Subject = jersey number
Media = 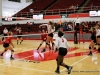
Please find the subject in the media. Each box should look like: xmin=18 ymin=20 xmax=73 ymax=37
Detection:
xmin=62 ymin=39 xmax=64 ymax=42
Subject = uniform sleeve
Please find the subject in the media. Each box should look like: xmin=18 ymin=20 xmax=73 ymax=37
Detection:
xmin=96 ymin=29 xmax=100 ymax=36
xmin=40 ymin=24 xmax=48 ymax=27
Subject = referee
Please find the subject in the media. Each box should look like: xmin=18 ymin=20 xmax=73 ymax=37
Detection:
xmin=55 ymin=31 xmax=73 ymax=74
xmin=74 ymin=16 xmax=80 ymax=44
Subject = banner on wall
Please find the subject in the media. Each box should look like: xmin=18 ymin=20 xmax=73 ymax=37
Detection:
xmin=89 ymin=10 xmax=100 ymax=17
xmin=33 ymin=14 xmax=43 ymax=20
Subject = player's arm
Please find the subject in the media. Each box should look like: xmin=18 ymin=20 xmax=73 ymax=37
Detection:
xmin=39 ymin=24 xmax=48 ymax=27
xmin=54 ymin=38 xmax=59 ymax=51
xmin=65 ymin=39 xmax=70 ymax=49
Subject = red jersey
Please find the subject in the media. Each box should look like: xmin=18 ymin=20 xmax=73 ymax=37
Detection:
xmin=4 ymin=36 xmax=12 ymax=44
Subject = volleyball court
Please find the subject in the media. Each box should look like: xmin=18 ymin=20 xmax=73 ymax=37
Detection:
xmin=0 ymin=33 xmax=79 ymax=61
xmin=0 ymin=29 xmax=99 ymax=75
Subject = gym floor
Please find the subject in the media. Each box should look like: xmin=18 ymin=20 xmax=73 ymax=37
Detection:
xmin=0 ymin=40 xmax=100 ymax=75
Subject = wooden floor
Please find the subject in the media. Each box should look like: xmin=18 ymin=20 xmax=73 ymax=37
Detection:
xmin=0 ymin=40 xmax=100 ymax=75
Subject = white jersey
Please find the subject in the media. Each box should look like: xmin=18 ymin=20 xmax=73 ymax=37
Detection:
xmin=40 ymin=24 xmax=55 ymax=33
xmin=3 ymin=29 xmax=8 ymax=34
xmin=75 ymin=18 xmax=80 ymax=24
xmin=55 ymin=37 xmax=70 ymax=49
xmin=96 ymin=29 xmax=100 ymax=36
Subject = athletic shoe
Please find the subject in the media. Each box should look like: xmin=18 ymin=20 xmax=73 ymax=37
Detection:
xmin=68 ymin=66 xmax=73 ymax=74
xmin=0 ymin=53 xmax=3 ymax=56
xmin=55 ymin=48 xmax=58 ymax=52
xmin=55 ymin=70 xmax=60 ymax=74
xmin=10 ymin=57 xmax=14 ymax=60
xmin=88 ymin=52 xmax=92 ymax=56
xmin=88 ymin=53 xmax=92 ymax=56
xmin=94 ymin=47 xmax=96 ymax=50
xmin=11 ymin=50 xmax=14 ymax=52
xmin=41 ymin=49 xmax=46 ymax=53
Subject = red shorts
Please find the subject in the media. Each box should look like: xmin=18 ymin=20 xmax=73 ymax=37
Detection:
xmin=41 ymin=34 xmax=47 ymax=41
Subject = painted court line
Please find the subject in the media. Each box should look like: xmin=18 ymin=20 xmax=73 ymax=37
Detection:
xmin=60 ymin=51 xmax=98 ymax=73
xmin=14 ymin=49 xmax=43 ymax=61
xmin=0 ymin=50 xmax=98 ymax=75
xmin=0 ymin=63 xmax=54 ymax=74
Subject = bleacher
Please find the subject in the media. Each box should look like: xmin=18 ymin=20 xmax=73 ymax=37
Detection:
xmin=13 ymin=0 xmax=86 ymax=16
xmin=83 ymin=0 xmax=100 ymax=12
xmin=48 ymin=0 xmax=84 ymax=10
xmin=13 ymin=0 xmax=56 ymax=17
xmin=0 ymin=21 xmax=98 ymax=34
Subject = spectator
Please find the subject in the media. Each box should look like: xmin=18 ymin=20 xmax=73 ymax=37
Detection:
xmin=97 ymin=21 xmax=100 ymax=25
xmin=58 ymin=20 xmax=62 ymax=26
xmin=84 ymin=22 xmax=88 ymax=32
xmin=27 ymin=22 xmax=30 ymax=25
xmin=74 ymin=15 xmax=80 ymax=31
xmin=3 ymin=27 xmax=8 ymax=36
xmin=69 ymin=5 xmax=75 ymax=9
xmin=62 ymin=24 xmax=68 ymax=31
xmin=68 ymin=24 xmax=72 ymax=31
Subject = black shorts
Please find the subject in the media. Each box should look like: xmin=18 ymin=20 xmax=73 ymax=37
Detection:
xmin=48 ymin=33 xmax=53 ymax=37
xmin=3 ymin=42 xmax=9 ymax=48
xmin=43 ymin=37 xmax=47 ymax=41
xmin=91 ymin=38 xmax=96 ymax=43
xmin=58 ymin=47 xmax=67 ymax=56
xmin=97 ymin=36 xmax=100 ymax=38
xmin=17 ymin=36 xmax=22 ymax=38
xmin=4 ymin=34 xmax=7 ymax=36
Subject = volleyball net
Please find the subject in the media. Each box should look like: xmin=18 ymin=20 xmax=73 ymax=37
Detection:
xmin=0 ymin=32 xmax=79 ymax=63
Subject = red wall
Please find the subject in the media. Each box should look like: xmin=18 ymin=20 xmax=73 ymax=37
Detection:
xmin=44 ymin=15 xmax=61 ymax=19
xmin=68 ymin=13 xmax=89 ymax=18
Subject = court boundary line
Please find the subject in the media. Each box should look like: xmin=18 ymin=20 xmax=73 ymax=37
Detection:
xmin=0 ymin=51 xmax=98 ymax=75
xmin=0 ymin=63 xmax=54 ymax=74
xmin=14 ymin=47 xmax=78 ymax=62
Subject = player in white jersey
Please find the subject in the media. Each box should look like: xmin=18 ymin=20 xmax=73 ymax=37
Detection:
xmin=38 ymin=21 xmax=55 ymax=52
xmin=95 ymin=25 xmax=100 ymax=52
xmin=54 ymin=31 xmax=73 ymax=74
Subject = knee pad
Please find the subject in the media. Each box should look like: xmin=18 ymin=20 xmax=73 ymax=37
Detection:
xmin=59 ymin=62 xmax=63 ymax=65
xmin=4 ymin=49 xmax=7 ymax=52
xmin=89 ymin=47 xmax=91 ymax=49
xmin=94 ymin=47 xmax=96 ymax=49
xmin=56 ymin=58 xmax=58 ymax=61
xmin=46 ymin=43 xmax=50 ymax=46
xmin=52 ymin=43 xmax=55 ymax=46
xmin=43 ymin=39 xmax=46 ymax=41
xmin=40 ymin=44 xmax=42 ymax=45
xmin=98 ymin=48 xmax=100 ymax=51
xmin=46 ymin=43 xmax=49 ymax=45
xmin=11 ymin=50 xmax=14 ymax=52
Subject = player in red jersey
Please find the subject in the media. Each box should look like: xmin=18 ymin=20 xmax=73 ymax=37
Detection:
xmin=37 ymin=29 xmax=48 ymax=50
xmin=0 ymin=31 xmax=14 ymax=60
xmin=37 ymin=21 xmax=55 ymax=52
